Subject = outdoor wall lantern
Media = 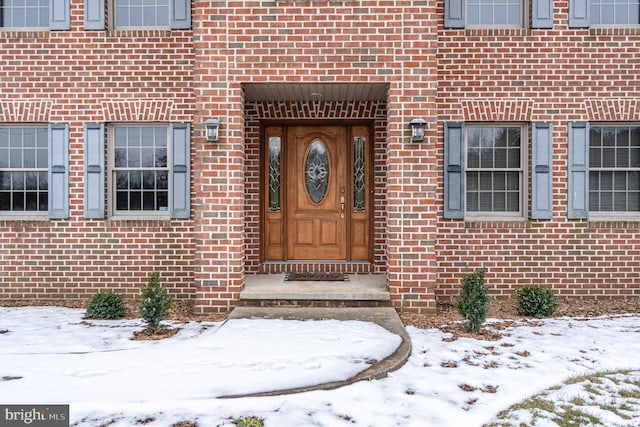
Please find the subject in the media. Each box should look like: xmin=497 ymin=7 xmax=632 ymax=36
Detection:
xmin=204 ymin=118 xmax=221 ymax=142
xmin=409 ymin=117 xmax=427 ymax=143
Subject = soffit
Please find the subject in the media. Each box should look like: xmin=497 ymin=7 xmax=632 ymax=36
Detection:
xmin=243 ymin=83 xmax=389 ymax=102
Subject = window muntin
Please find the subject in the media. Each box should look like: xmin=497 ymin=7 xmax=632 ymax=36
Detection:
xmin=591 ymin=0 xmax=640 ymax=25
xmin=0 ymin=127 xmax=48 ymax=213
xmin=589 ymin=126 xmax=640 ymax=213
xmin=115 ymin=0 xmax=169 ymax=28
xmin=465 ymin=125 xmax=525 ymax=217
xmin=111 ymin=126 xmax=169 ymax=215
xmin=467 ymin=0 xmax=523 ymax=27
xmin=0 ymin=0 xmax=49 ymax=28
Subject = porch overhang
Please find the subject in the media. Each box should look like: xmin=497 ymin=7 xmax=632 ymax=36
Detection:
xmin=243 ymin=83 xmax=389 ymax=103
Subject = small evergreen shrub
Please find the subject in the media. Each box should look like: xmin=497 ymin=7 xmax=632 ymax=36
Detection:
xmin=234 ymin=416 xmax=264 ymax=427
xmin=455 ymin=268 xmax=490 ymax=333
xmin=516 ymin=285 xmax=559 ymax=318
xmin=139 ymin=272 xmax=173 ymax=333
xmin=85 ymin=292 xmax=126 ymax=319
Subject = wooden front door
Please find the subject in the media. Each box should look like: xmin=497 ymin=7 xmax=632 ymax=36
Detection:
xmin=286 ymin=125 xmax=347 ymax=260
xmin=263 ymin=123 xmax=372 ymax=262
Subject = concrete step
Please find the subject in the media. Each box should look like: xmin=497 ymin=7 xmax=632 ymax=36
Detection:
xmin=240 ymin=274 xmax=390 ymax=302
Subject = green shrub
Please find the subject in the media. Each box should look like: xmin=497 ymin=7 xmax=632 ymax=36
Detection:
xmin=86 ymin=292 xmax=126 ymax=319
xmin=455 ymin=268 xmax=490 ymax=333
xmin=138 ymin=272 xmax=173 ymax=333
xmin=234 ymin=416 xmax=264 ymax=427
xmin=516 ymin=285 xmax=559 ymax=318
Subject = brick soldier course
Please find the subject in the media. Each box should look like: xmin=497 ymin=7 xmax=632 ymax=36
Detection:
xmin=1 ymin=1 xmax=638 ymax=314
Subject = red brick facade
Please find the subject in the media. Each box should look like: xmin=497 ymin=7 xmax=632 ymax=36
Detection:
xmin=0 ymin=1 xmax=638 ymax=314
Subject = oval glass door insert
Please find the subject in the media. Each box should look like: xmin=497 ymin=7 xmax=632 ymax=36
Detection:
xmin=305 ymin=140 xmax=329 ymax=204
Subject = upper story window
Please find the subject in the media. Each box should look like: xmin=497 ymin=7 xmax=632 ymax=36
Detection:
xmin=589 ymin=126 xmax=640 ymax=213
xmin=0 ymin=127 xmax=48 ymax=213
xmin=0 ymin=0 xmax=68 ymax=29
xmin=115 ymin=0 xmax=169 ymax=28
xmin=467 ymin=0 xmax=523 ymax=27
xmin=0 ymin=0 xmax=49 ymax=28
xmin=591 ymin=0 xmax=640 ymax=25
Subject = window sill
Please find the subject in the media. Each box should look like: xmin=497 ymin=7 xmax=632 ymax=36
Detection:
xmin=464 ymin=28 xmax=530 ymax=37
xmin=589 ymin=27 xmax=640 ymax=36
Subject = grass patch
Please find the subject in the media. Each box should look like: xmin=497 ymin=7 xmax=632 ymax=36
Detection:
xmin=487 ymin=369 xmax=640 ymax=427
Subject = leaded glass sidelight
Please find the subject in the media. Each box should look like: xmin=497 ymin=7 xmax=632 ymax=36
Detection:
xmin=353 ymin=136 xmax=366 ymax=212
xmin=305 ymin=140 xmax=329 ymax=204
xmin=268 ymin=136 xmax=281 ymax=212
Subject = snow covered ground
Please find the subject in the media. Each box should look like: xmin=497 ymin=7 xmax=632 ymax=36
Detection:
xmin=0 ymin=306 xmax=639 ymax=427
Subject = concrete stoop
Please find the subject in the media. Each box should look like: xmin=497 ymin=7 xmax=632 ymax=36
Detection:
xmin=220 ymin=306 xmax=412 ymax=398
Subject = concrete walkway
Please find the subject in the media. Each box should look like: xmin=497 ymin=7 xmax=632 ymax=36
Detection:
xmin=222 ymin=306 xmax=411 ymax=398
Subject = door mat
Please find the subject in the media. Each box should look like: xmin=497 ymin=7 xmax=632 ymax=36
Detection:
xmin=285 ymin=272 xmax=347 ymax=282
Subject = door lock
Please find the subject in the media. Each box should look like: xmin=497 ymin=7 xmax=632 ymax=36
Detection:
xmin=340 ymin=196 xmax=345 ymax=218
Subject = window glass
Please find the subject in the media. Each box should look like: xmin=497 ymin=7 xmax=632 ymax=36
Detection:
xmin=591 ymin=0 xmax=640 ymax=25
xmin=115 ymin=0 xmax=170 ymax=27
xmin=0 ymin=127 xmax=48 ymax=212
xmin=589 ymin=126 xmax=640 ymax=212
xmin=467 ymin=0 xmax=522 ymax=26
xmin=466 ymin=126 xmax=523 ymax=215
xmin=112 ymin=126 xmax=169 ymax=213
xmin=0 ymin=0 xmax=49 ymax=28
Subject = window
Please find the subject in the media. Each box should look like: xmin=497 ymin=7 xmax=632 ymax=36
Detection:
xmin=111 ymin=126 xmax=169 ymax=214
xmin=568 ymin=122 xmax=640 ymax=219
xmin=87 ymin=123 xmax=189 ymax=219
xmin=465 ymin=125 xmax=525 ymax=216
xmin=0 ymin=124 xmax=69 ymax=219
xmin=445 ymin=123 xmax=549 ymax=220
xmin=0 ymin=0 xmax=48 ymax=28
xmin=589 ymin=126 xmax=640 ymax=213
xmin=0 ymin=127 xmax=48 ymax=213
xmin=467 ymin=0 xmax=523 ymax=26
xmin=93 ymin=0 xmax=190 ymax=29
xmin=445 ymin=0 xmax=551 ymax=28
xmin=591 ymin=0 xmax=640 ymax=25
xmin=0 ymin=0 xmax=69 ymax=29
xmin=115 ymin=0 xmax=169 ymax=27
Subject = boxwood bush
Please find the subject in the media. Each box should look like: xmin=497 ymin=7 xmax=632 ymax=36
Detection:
xmin=516 ymin=285 xmax=559 ymax=318
xmin=86 ymin=292 xmax=126 ymax=319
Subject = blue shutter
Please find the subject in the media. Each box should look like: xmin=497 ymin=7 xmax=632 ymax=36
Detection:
xmin=171 ymin=0 xmax=191 ymax=29
xmin=84 ymin=124 xmax=105 ymax=218
xmin=50 ymin=0 xmax=70 ymax=30
xmin=531 ymin=123 xmax=553 ymax=219
xmin=170 ymin=124 xmax=190 ymax=219
xmin=532 ymin=0 xmax=554 ymax=29
xmin=444 ymin=122 xmax=465 ymax=219
xmin=444 ymin=0 xmax=465 ymax=29
xmin=84 ymin=0 xmax=105 ymax=30
xmin=569 ymin=0 xmax=590 ymax=28
xmin=567 ymin=122 xmax=589 ymax=219
xmin=48 ymin=124 xmax=70 ymax=219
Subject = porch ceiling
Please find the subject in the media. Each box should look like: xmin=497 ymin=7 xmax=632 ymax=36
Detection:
xmin=243 ymin=83 xmax=389 ymax=103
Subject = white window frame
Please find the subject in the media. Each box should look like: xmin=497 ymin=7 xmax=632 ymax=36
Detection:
xmin=464 ymin=123 xmax=527 ymax=220
xmin=466 ymin=0 xmax=527 ymax=28
xmin=111 ymin=0 xmax=171 ymax=30
xmin=108 ymin=124 xmax=171 ymax=219
xmin=590 ymin=0 xmax=640 ymax=27
xmin=588 ymin=122 xmax=640 ymax=221
xmin=0 ymin=0 xmax=49 ymax=30
xmin=0 ymin=125 xmax=49 ymax=218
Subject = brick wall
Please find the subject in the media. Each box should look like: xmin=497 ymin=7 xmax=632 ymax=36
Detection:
xmin=435 ymin=1 xmax=640 ymax=301
xmin=0 ymin=6 xmax=196 ymax=304
xmin=3 ymin=0 xmax=638 ymax=313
